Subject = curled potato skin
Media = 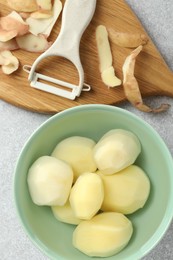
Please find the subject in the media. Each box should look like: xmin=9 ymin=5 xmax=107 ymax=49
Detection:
xmin=0 ymin=39 xmax=19 ymax=52
xmin=96 ymin=25 xmax=121 ymax=87
xmin=0 ymin=50 xmax=19 ymax=74
xmin=109 ymin=30 xmax=148 ymax=48
xmin=122 ymin=45 xmax=170 ymax=113
xmin=0 ymin=13 xmax=29 ymax=37
xmin=96 ymin=25 xmax=113 ymax=73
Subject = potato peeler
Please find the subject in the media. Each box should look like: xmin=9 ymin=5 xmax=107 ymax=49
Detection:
xmin=24 ymin=0 xmax=97 ymax=100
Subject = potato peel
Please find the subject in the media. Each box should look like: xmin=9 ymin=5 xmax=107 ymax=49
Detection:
xmin=109 ymin=30 xmax=148 ymax=48
xmin=16 ymin=33 xmax=52 ymax=53
xmin=26 ymin=0 xmax=62 ymax=37
xmin=0 ymin=11 xmax=29 ymax=37
xmin=0 ymin=28 xmax=18 ymax=42
xmin=7 ymin=0 xmax=38 ymax=13
xmin=101 ymin=66 xmax=122 ymax=88
xmin=96 ymin=25 xmax=121 ymax=87
xmin=0 ymin=0 xmax=62 ymax=75
xmin=0 ymin=50 xmax=19 ymax=74
xmin=30 ymin=10 xmax=53 ymax=20
xmin=122 ymin=46 xmax=170 ymax=113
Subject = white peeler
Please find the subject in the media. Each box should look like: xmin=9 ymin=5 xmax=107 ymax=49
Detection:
xmin=23 ymin=0 xmax=97 ymax=100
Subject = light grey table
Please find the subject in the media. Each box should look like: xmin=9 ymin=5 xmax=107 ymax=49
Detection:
xmin=0 ymin=1 xmax=173 ymax=259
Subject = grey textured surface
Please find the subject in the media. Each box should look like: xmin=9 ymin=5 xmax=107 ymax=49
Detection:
xmin=0 ymin=1 xmax=173 ymax=259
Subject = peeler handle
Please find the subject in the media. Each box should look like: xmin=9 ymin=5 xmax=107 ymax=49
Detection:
xmin=45 ymin=0 xmax=97 ymax=61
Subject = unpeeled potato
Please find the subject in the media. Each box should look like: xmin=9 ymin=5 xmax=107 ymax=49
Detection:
xmin=73 ymin=212 xmax=133 ymax=257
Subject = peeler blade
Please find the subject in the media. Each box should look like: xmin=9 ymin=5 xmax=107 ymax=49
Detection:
xmin=30 ymin=72 xmax=85 ymax=100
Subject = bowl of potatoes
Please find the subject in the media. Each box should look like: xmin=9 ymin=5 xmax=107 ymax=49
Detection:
xmin=14 ymin=104 xmax=173 ymax=260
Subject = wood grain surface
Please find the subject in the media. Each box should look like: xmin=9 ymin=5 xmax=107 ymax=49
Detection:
xmin=0 ymin=0 xmax=173 ymax=114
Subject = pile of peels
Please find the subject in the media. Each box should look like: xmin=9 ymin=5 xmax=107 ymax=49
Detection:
xmin=96 ymin=25 xmax=170 ymax=113
xmin=0 ymin=0 xmax=62 ymax=74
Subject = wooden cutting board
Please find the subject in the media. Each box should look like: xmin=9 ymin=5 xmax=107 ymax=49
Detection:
xmin=0 ymin=0 xmax=173 ymax=114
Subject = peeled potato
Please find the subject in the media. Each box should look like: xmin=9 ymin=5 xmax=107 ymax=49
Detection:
xmin=27 ymin=156 xmax=73 ymax=206
xmin=73 ymin=212 xmax=133 ymax=257
xmin=52 ymin=136 xmax=97 ymax=182
xmin=93 ymin=129 xmax=141 ymax=175
xmin=69 ymin=173 xmax=104 ymax=220
xmin=99 ymin=165 xmax=150 ymax=214
xmin=51 ymin=200 xmax=81 ymax=225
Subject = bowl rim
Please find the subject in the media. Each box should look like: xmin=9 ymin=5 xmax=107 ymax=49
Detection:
xmin=13 ymin=104 xmax=173 ymax=260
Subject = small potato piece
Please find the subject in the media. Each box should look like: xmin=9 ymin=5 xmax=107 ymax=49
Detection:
xmin=73 ymin=212 xmax=133 ymax=257
xmin=51 ymin=200 xmax=82 ymax=225
xmin=27 ymin=156 xmax=73 ymax=206
xmin=52 ymin=136 xmax=97 ymax=182
xmin=69 ymin=173 xmax=104 ymax=220
xmin=93 ymin=129 xmax=141 ymax=175
xmin=100 ymin=165 xmax=150 ymax=214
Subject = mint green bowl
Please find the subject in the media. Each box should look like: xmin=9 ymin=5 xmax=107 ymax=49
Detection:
xmin=14 ymin=104 xmax=173 ymax=260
